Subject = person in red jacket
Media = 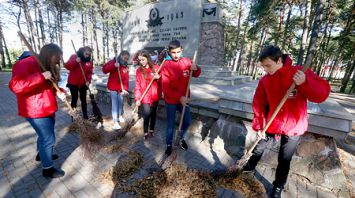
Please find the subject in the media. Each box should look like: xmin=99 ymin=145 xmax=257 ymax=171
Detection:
xmin=243 ymin=45 xmax=330 ymax=198
xmin=161 ymin=40 xmax=201 ymax=156
xmin=134 ymin=50 xmax=161 ymax=140
xmin=9 ymin=43 xmax=66 ymax=178
xmin=102 ymin=50 xmax=130 ymax=130
xmin=65 ymin=46 xmax=93 ymax=119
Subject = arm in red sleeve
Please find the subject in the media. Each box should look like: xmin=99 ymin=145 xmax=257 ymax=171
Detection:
xmin=86 ymin=64 xmax=94 ymax=83
xmin=102 ymin=60 xmax=116 ymax=74
xmin=252 ymin=80 xmax=268 ymax=131
xmin=122 ymin=67 xmax=129 ymax=91
xmin=297 ymin=69 xmax=330 ymax=103
xmin=65 ymin=54 xmax=79 ymax=71
xmin=9 ymin=72 xmax=46 ymax=95
xmin=134 ymin=69 xmax=142 ymax=100
xmin=192 ymin=65 xmax=201 ymax=77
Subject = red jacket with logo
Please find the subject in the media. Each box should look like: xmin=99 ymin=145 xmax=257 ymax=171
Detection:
xmin=252 ymin=56 xmax=330 ymax=136
xmin=9 ymin=56 xmax=58 ymax=118
xmin=102 ymin=59 xmax=129 ymax=92
xmin=161 ymin=57 xmax=201 ymax=104
xmin=65 ymin=54 xmax=93 ymax=87
xmin=134 ymin=65 xmax=162 ymax=104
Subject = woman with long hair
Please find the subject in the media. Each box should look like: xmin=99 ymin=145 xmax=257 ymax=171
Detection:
xmin=134 ymin=50 xmax=162 ymax=140
xmin=9 ymin=43 xmax=66 ymax=178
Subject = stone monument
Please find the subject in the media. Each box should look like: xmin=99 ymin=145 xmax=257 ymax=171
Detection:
xmin=122 ymin=0 xmax=224 ymax=65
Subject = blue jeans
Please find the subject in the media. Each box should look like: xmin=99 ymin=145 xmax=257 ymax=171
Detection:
xmin=165 ymin=103 xmax=191 ymax=145
xmin=26 ymin=116 xmax=56 ymax=168
xmin=110 ymin=91 xmax=124 ymax=122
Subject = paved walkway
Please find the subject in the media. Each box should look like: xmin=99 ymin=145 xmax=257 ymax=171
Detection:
xmin=0 ymin=72 xmax=352 ymax=198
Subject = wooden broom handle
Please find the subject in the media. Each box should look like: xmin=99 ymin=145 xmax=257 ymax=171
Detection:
xmin=18 ymin=31 xmax=74 ymax=112
xmin=178 ymin=51 xmax=198 ymax=131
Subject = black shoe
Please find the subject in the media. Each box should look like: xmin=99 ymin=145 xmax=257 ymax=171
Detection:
xmin=35 ymin=153 xmax=59 ymax=162
xmin=165 ymin=145 xmax=172 ymax=156
xmin=42 ymin=167 xmax=65 ymax=178
xmin=180 ymin=139 xmax=188 ymax=150
xmin=270 ymin=186 xmax=283 ymax=198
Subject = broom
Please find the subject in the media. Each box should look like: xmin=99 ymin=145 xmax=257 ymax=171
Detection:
xmin=212 ymin=57 xmax=311 ymax=178
xmin=18 ymin=31 xmax=103 ymax=159
xmin=173 ymin=51 xmax=198 ymax=146
xmin=70 ymin=40 xmax=103 ymax=124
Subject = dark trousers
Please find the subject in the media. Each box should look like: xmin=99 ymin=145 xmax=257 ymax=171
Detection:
xmin=141 ymin=102 xmax=158 ymax=133
xmin=165 ymin=103 xmax=191 ymax=146
xmin=68 ymin=84 xmax=88 ymax=119
xmin=244 ymin=133 xmax=300 ymax=188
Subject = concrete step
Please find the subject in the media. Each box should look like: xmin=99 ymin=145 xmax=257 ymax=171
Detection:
xmin=200 ymin=65 xmax=233 ymax=71
xmin=200 ymin=70 xmax=238 ymax=78
xmin=192 ymin=76 xmax=252 ymax=86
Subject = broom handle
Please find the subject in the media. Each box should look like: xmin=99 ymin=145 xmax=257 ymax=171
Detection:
xmin=70 ymin=40 xmax=92 ymax=95
xmin=177 ymin=51 xmax=198 ymax=132
xmin=246 ymin=61 xmax=310 ymax=156
xmin=18 ymin=31 xmax=74 ymax=112
xmin=115 ymin=57 xmax=125 ymax=94
xmin=132 ymin=59 xmax=166 ymax=113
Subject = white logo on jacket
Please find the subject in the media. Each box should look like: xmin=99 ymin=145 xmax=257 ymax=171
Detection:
xmin=182 ymin=69 xmax=190 ymax=77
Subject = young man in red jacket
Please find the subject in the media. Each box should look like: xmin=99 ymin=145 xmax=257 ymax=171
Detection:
xmin=134 ymin=50 xmax=161 ymax=140
xmin=244 ymin=45 xmax=330 ymax=198
xmin=9 ymin=44 xmax=66 ymax=178
xmin=65 ymin=46 xmax=93 ymax=119
xmin=102 ymin=51 xmax=130 ymax=130
xmin=161 ymin=40 xmax=201 ymax=156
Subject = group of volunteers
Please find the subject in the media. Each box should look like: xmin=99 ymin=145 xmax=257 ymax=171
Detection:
xmin=9 ymin=38 xmax=329 ymax=198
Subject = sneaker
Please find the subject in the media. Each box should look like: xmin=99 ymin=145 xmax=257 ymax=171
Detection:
xmin=180 ymin=139 xmax=188 ymax=150
xmin=144 ymin=133 xmax=149 ymax=141
xmin=112 ymin=122 xmax=121 ymax=130
xmin=42 ymin=167 xmax=65 ymax=178
xmin=118 ymin=116 xmax=125 ymax=123
xmin=35 ymin=153 xmax=59 ymax=162
xmin=165 ymin=145 xmax=172 ymax=156
xmin=270 ymin=186 xmax=283 ymax=198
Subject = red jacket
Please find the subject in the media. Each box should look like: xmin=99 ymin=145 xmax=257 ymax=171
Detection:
xmin=161 ymin=57 xmax=201 ymax=104
xmin=65 ymin=54 xmax=93 ymax=87
xmin=9 ymin=56 xmax=58 ymax=118
xmin=252 ymin=56 xmax=330 ymax=136
xmin=134 ymin=65 xmax=162 ymax=104
xmin=102 ymin=59 xmax=129 ymax=92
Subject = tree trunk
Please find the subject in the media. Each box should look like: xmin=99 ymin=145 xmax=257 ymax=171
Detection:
xmin=36 ymin=0 xmax=46 ymax=45
xmin=305 ymin=0 xmax=324 ymax=67
xmin=34 ymin=0 xmax=41 ymax=47
xmin=22 ymin=0 xmax=39 ymax=52
xmin=233 ymin=0 xmax=243 ymax=72
xmin=57 ymin=3 xmax=64 ymax=48
xmin=252 ymin=28 xmax=267 ymax=79
xmin=246 ymin=41 xmax=254 ymax=75
xmin=91 ymin=6 xmax=99 ymax=63
xmin=81 ymin=12 xmax=85 ymax=46
xmin=0 ymin=22 xmax=5 ymax=70
xmin=47 ymin=8 xmax=54 ymax=43
xmin=281 ymin=3 xmax=292 ymax=50
xmin=316 ymin=23 xmax=334 ymax=75
xmin=297 ymin=0 xmax=311 ymax=65
xmin=2 ymin=37 xmax=11 ymax=66
xmin=327 ymin=52 xmax=341 ymax=81
xmin=237 ymin=2 xmax=253 ymax=74
xmin=275 ymin=3 xmax=286 ymax=46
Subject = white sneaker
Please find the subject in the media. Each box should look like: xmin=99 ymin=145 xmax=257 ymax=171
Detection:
xmin=118 ymin=116 xmax=125 ymax=123
xmin=112 ymin=122 xmax=121 ymax=130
